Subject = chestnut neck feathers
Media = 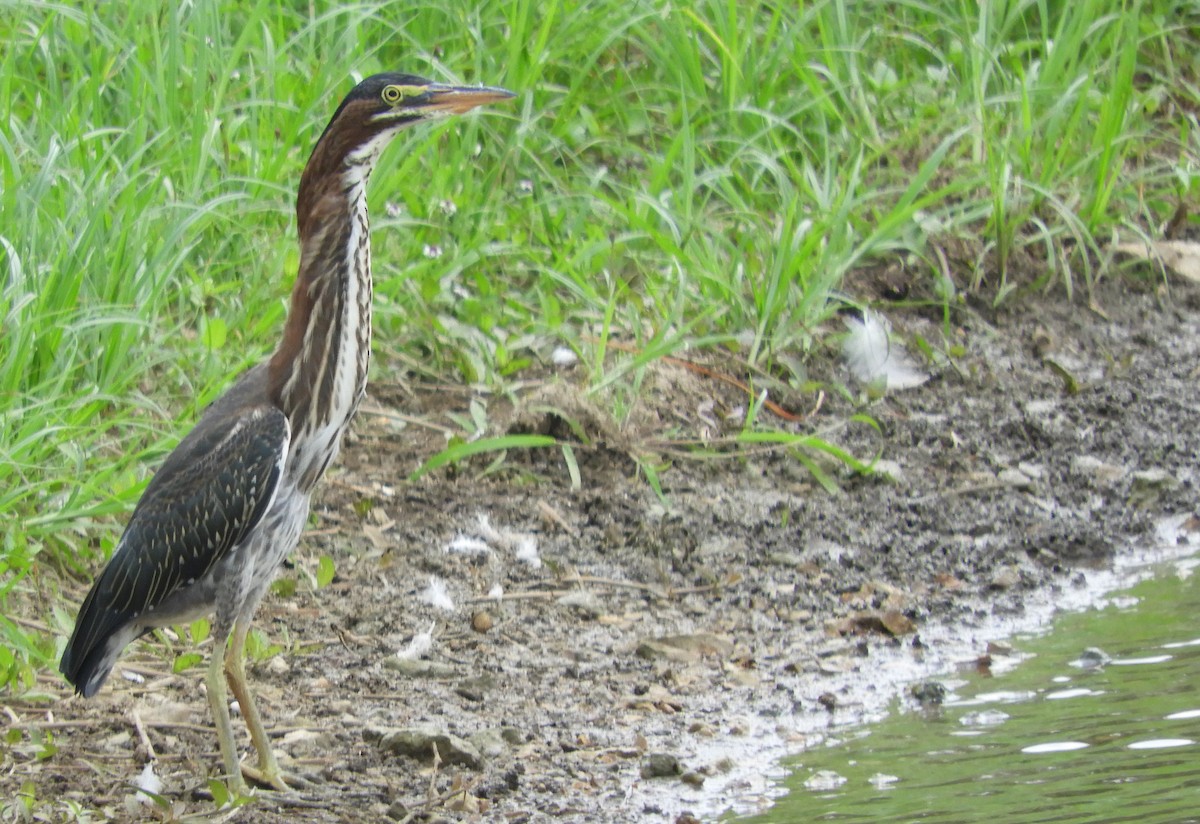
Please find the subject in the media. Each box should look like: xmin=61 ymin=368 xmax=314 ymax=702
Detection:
xmin=260 ymin=73 xmax=513 ymax=490
xmin=267 ymin=97 xmax=409 ymax=487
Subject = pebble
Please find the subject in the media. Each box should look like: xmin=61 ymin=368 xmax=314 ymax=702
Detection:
xmin=280 ymin=729 xmax=335 ymax=756
xmin=383 ymin=657 xmax=459 ymax=678
xmin=1130 ymin=468 xmax=1177 ymax=506
xmin=365 ymin=725 xmax=483 ymax=769
xmin=910 ymin=681 xmax=946 ymax=706
xmin=997 ymin=467 xmax=1035 ymax=490
xmin=467 ymin=729 xmax=508 ymax=759
xmin=989 ymin=566 xmax=1021 ymax=590
xmin=1076 ymin=647 xmax=1112 ymax=669
xmin=557 ymin=590 xmax=604 ymax=618
xmin=471 ymin=610 xmax=494 ymax=633
xmin=1070 ymin=455 xmax=1126 ymax=486
xmin=640 ymin=752 xmax=682 ymax=779
xmin=636 ymin=633 xmax=734 ymax=663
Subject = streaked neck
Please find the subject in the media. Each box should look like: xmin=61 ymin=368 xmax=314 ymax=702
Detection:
xmin=269 ymin=162 xmax=374 ymax=437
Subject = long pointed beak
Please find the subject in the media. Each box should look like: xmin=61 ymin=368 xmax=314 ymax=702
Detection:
xmin=419 ymin=84 xmax=516 ymax=114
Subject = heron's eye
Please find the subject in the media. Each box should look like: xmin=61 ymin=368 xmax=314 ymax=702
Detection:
xmin=382 ymin=85 xmax=404 ymax=104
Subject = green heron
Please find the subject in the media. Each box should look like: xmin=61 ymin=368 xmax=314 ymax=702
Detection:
xmin=59 ymin=73 xmax=515 ymax=794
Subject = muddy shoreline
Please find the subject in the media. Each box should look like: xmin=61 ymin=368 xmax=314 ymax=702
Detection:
xmin=26 ymin=276 xmax=1200 ymax=822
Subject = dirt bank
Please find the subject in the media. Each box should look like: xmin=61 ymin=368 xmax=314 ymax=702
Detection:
xmin=18 ymin=275 xmax=1200 ymax=822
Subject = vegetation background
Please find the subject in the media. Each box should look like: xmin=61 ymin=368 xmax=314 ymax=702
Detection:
xmin=0 ymin=0 xmax=1195 ymax=711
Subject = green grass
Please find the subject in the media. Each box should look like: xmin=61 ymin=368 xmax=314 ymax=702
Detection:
xmin=0 ymin=0 xmax=1195 ymax=693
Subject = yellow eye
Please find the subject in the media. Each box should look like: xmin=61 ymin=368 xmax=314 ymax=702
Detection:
xmin=382 ymin=85 xmax=403 ymax=104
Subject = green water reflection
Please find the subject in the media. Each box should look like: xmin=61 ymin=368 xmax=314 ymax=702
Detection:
xmin=746 ymin=555 xmax=1200 ymax=823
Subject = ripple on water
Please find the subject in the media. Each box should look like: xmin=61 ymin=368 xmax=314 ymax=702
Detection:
xmin=1127 ymin=739 xmax=1194 ymax=750
xmin=1021 ymin=741 xmax=1090 ymax=754
xmin=1161 ymin=638 xmax=1200 ymax=649
xmin=745 ymin=538 xmax=1200 ymax=824
xmin=1111 ymin=654 xmax=1173 ymax=665
xmin=1045 ymin=687 xmax=1104 ymax=700
xmin=959 ymin=709 xmax=1010 ymax=726
xmin=947 ymin=689 xmax=1037 ymax=707
xmin=803 ymin=770 xmax=847 ymax=791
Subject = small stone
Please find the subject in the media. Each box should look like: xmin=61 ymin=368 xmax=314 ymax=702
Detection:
xmin=640 ymin=752 xmax=682 ymax=779
xmin=458 ymin=673 xmax=496 ymax=695
xmin=281 ymin=729 xmax=334 ymax=752
xmin=455 ymin=686 xmax=484 ymax=703
xmin=1016 ymin=462 xmax=1044 ymax=480
xmin=636 ymin=633 xmax=734 ymax=663
xmin=557 ymin=590 xmax=603 ymax=618
xmin=367 ymin=725 xmax=482 ymax=769
xmin=1070 ymin=455 xmax=1125 ymax=486
xmin=989 ymin=566 xmax=1021 ymax=590
xmin=766 ymin=551 xmax=806 ymax=567
xmin=468 ymin=728 xmax=511 ymax=759
xmin=383 ymin=658 xmax=459 ymax=679
xmin=1076 ymin=647 xmax=1112 ymax=669
xmin=1130 ymin=469 xmax=1177 ymax=506
xmin=680 ymin=771 xmax=705 ymax=788
xmin=836 ymin=610 xmax=915 ymax=637
xmin=100 ymin=731 xmax=133 ymax=752
xmin=880 ymin=610 xmax=916 ymax=636
xmin=910 ymin=681 xmax=946 ymax=706
xmin=1131 ymin=468 xmax=1175 ymax=488
xmin=471 ymin=610 xmax=494 ymax=633
xmin=998 ymin=467 xmax=1034 ymax=489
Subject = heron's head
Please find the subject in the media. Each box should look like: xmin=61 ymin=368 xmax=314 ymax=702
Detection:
xmin=298 ymin=72 xmax=514 ymax=231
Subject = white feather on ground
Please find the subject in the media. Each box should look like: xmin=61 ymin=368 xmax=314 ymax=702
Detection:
xmin=124 ymin=762 xmax=162 ymax=813
xmin=476 ymin=513 xmax=502 ymax=542
xmin=842 ymin=310 xmax=928 ymax=390
xmin=514 ymin=536 xmax=542 ymax=569
xmin=446 ymin=535 xmax=492 ymax=556
xmin=420 ymin=576 xmax=455 ymax=611
xmin=135 ymin=762 xmax=161 ymax=796
xmin=469 ymin=512 xmax=542 ymax=567
xmin=396 ymin=623 xmax=436 ymax=660
xmin=551 ymin=346 xmax=578 ymax=366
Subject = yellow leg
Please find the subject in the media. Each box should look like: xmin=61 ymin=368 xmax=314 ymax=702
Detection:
xmin=205 ymin=632 xmax=248 ymax=797
xmin=224 ymin=619 xmax=298 ymax=791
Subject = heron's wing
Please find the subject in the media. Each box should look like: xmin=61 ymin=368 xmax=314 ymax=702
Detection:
xmin=60 ymin=402 xmax=289 ymax=690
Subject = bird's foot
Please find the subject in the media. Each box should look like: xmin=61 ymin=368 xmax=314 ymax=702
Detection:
xmin=240 ymin=760 xmax=314 ymax=793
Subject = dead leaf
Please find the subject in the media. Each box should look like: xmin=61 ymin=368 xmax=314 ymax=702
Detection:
xmin=934 ymin=572 xmax=965 ymax=589
xmin=1114 ymin=239 xmax=1200 ymax=282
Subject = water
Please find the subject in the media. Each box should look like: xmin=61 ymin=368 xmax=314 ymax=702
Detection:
xmin=744 ymin=548 xmax=1200 ymax=824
